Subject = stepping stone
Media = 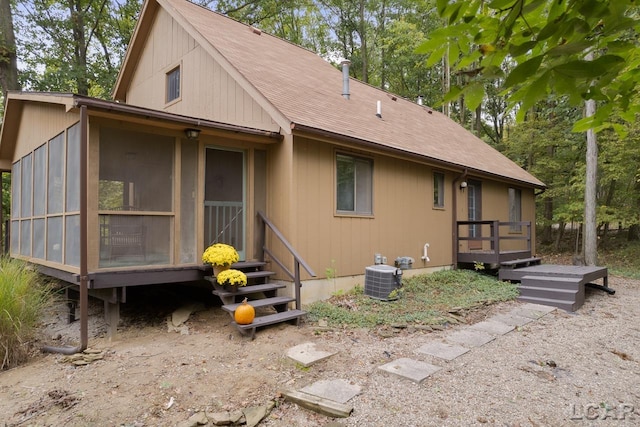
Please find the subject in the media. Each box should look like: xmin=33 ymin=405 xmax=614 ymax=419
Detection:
xmin=301 ymin=379 xmax=361 ymax=404
xmin=378 ymin=358 xmax=441 ymax=384
xmin=286 ymin=342 xmax=337 ymax=367
xmin=490 ymin=313 xmax=533 ymax=327
xmin=446 ymin=329 xmax=495 ymax=348
xmin=469 ymin=320 xmax=515 ymax=336
xmin=416 ymin=341 xmax=470 ymax=361
xmin=511 ymin=303 xmax=557 ymax=319
xmin=520 ymin=302 xmax=557 ymax=314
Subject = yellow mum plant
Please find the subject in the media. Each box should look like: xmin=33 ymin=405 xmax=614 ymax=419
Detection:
xmin=216 ymin=269 xmax=247 ymax=286
xmin=202 ymin=243 xmax=239 ymax=266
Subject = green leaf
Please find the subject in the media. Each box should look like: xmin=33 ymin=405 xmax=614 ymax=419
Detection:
xmin=463 ymin=83 xmax=485 ymax=110
xmin=504 ymin=55 xmax=544 ymax=88
xmin=509 ymin=40 xmax=538 ymax=57
xmin=546 ymin=41 xmax=592 ymax=57
xmin=443 ymin=85 xmax=464 ymax=104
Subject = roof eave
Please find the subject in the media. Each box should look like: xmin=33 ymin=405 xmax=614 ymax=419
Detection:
xmin=291 ymin=122 xmax=546 ymax=190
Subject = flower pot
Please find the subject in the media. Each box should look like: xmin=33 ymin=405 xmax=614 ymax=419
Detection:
xmin=224 ymin=283 xmax=238 ymax=293
xmin=212 ymin=264 xmax=230 ymax=277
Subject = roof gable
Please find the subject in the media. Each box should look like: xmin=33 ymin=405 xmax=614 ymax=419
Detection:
xmin=115 ymin=0 xmax=544 ymax=188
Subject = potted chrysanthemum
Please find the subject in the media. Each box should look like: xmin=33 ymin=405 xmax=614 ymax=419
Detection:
xmin=202 ymin=243 xmax=239 ymax=276
xmin=216 ymin=268 xmax=248 ymax=292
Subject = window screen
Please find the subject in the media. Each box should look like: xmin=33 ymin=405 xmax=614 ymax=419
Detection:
xmin=509 ymin=187 xmax=522 ymax=232
xmin=433 ymin=172 xmax=444 ymax=208
xmin=336 ymin=154 xmax=372 ymax=215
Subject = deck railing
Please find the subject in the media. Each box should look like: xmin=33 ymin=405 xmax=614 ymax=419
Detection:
xmin=456 ymin=220 xmax=532 ymax=265
xmin=257 ymin=211 xmax=316 ymax=309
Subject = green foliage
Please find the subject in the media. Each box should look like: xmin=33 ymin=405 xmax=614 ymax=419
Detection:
xmin=307 ymin=270 xmax=518 ymax=328
xmin=0 ymin=258 xmax=53 ymax=370
xmin=419 ymin=0 xmax=640 ymax=132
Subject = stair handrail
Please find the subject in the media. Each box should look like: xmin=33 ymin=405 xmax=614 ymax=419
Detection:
xmin=257 ymin=211 xmax=316 ymax=310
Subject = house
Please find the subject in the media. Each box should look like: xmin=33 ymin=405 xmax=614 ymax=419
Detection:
xmin=0 ymin=0 xmax=545 ymax=339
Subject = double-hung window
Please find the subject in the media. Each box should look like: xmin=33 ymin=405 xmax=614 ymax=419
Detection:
xmin=336 ymin=154 xmax=373 ymax=215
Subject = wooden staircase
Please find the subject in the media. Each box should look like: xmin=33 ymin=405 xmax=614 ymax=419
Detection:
xmin=498 ymin=258 xmax=611 ymax=312
xmin=209 ymin=261 xmax=306 ymax=339
xmin=516 ymin=275 xmax=584 ymax=312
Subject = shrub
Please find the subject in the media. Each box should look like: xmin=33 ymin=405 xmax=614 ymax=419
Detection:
xmin=0 ymin=258 xmax=52 ymax=370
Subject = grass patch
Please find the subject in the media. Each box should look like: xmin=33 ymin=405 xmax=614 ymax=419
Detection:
xmin=0 ymin=258 xmax=53 ymax=370
xmin=599 ymin=240 xmax=640 ymax=280
xmin=307 ymin=269 xmax=518 ymax=328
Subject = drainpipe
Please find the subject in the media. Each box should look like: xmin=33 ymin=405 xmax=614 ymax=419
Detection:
xmin=42 ymin=105 xmax=89 ymax=354
xmin=452 ymin=169 xmax=468 ymax=270
xmin=341 ymin=60 xmax=351 ymax=100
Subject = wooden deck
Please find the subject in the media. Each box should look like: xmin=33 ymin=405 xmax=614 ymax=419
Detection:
xmin=499 ymin=264 xmax=611 ymax=312
xmin=456 ymin=220 xmax=532 ymax=266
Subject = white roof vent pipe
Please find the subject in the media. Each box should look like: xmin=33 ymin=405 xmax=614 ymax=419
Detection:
xmin=341 ymin=60 xmax=351 ymax=100
xmin=417 ymin=95 xmax=424 ymax=106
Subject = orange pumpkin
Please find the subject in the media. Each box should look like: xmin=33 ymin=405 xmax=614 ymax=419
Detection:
xmin=234 ymin=298 xmax=255 ymax=325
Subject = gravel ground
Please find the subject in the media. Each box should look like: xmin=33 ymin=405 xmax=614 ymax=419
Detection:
xmin=0 ymin=275 xmax=638 ymax=426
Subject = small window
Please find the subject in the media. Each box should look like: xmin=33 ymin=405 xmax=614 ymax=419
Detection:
xmin=166 ymin=66 xmax=181 ymax=103
xmin=433 ymin=172 xmax=444 ymax=208
xmin=336 ymin=153 xmax=372 ymax=215
xmin=509 ymin=187 xmax=522 ymax=232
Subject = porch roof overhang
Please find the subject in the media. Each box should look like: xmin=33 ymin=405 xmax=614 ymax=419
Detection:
xmin=0 ymin=92 xmax=283 ymax=169
xmin=73 ymin=95 xmax=283 ymax=142
xmin=290 ymin=122 xmax=547 ymax=190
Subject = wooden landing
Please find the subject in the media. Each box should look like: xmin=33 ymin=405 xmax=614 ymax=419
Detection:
xmin=499 ymin=264 xmax=610 ymax=312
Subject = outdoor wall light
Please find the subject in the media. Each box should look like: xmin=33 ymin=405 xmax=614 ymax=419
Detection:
xmin=185 ymin=128 xmax=201 ymax=140
xmin=460 ymin=181 xmax=468 ymax=190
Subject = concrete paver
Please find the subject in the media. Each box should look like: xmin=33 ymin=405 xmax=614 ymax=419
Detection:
xmin=286 ymin=342 xmax=337 ymax=367
xmin=300 ymin=379 xmax=361 ymax=404
xmin=469 ymin=319 xmax=515 ymax=336
xmin=446 ymin=328 xmax=495 ymax=348
xmin=489 ymin=312 xmax=534 ymax=327
xmin=416 ymin=341 xmax=470 ymax=361
xmin=378 ymin=358 xmax=441 ymax=384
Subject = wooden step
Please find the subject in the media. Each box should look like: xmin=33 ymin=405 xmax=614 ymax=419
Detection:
xmin=500 ymin=257 xmax=542 ymax=268
xmin=517 ymin=295 xmax=579 ymax=312
xmin=221 ymin=296 xmax=295 ymax=314
xmin=245 ymin=270 xmax=276 ymax=280
xmin=232 ymin=260 xmax=268 ymax=270
xmin=210 ymin=282 xmax=285 ymax=297
xmin=520 ymin=275 xmax=582 ymax=291
xmin=233 ymin=309 xmax=306 ymax=339
xmin=518 ymin=285 xmax=580 ymax=302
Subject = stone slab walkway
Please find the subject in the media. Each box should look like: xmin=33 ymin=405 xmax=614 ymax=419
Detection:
xmin=283 ymin=302 xmax=557 ymax=413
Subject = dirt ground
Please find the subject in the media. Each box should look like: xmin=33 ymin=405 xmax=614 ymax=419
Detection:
xmin=0 ymin=273 xmax=639 ymax=427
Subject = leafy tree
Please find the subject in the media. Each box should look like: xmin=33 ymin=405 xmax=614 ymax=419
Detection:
xmin=16 ymin=0 xmax=141 ymax=97
xmin=418 ymin=0 xmax=640 ymax=265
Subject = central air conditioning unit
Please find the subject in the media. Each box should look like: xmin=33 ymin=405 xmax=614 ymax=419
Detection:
xmin=364 ymin=264 xmax=403 ymax=301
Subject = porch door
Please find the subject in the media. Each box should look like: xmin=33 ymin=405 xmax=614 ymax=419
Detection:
xmin=204 ymin=148 xmax=246 ymax=260
xmin=467 ymin=180 xmax=482 ymax=250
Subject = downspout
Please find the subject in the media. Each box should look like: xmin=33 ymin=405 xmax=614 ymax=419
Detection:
xmin=452 ymin=169 xmax=468 ymax=270
xmin=42 ymin=105 xmax=89 ymax=354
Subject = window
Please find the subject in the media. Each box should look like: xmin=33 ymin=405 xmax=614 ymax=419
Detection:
xmin=433 ymin=172 xmax=444 ymax=208
xmin=166 ymin=66 xmax=181 ymax=103
xmin=336 ymin=154 xmax=372 ymax=215
xmin=509 ymin=187 xmax=522 ymax=232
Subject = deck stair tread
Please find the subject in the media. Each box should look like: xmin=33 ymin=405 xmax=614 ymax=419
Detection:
xmin=233 ymin=309 xmax=306 ymax=330
xmin=245 ymin=270 xmax=277 ymax=279
xmin=517 ymin=296 xmax=577 ymax=312
xmin=500 ymin=257 xmax=542 ymax=267
xmin=221 ymin=296 xmax=295 ymax=313
xmin=211 ymin=282 xmax=286 ymax=298
xmin=518 ymin=285 xmax=579 ymax=295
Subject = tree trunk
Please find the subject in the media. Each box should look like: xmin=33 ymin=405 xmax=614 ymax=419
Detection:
xmin=584 ymin=96 xmax=598 ymax=265
xmin=70 ymin=0 xmax=89 ymax=95
xmin=0 ymin=0 xmax=21 ymax=101
xmin=358 ymin=0 xmax=368 ymax=84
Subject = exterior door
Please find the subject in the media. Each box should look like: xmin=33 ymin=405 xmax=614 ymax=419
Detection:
xmin=204 ymin=148 xmax=246 ymax=260
xmin=467 ymin=180 xmax=482 ymax=250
